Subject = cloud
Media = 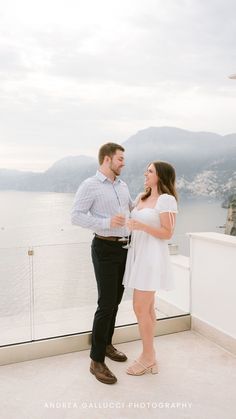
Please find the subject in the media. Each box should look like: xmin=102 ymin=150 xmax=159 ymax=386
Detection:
xmin=0 ymin=0 xmax=236 ymax=170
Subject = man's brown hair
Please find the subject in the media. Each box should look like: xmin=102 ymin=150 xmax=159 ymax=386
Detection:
xmin=98 ymin=142 xmax=125 ymax=165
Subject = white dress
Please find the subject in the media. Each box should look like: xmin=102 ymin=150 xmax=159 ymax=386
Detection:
xmin=123 ymin=194 xmax=178 ymax=291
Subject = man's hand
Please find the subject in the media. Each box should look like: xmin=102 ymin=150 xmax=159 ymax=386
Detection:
xmin=110 ymin=214 xmax=126 ymax=228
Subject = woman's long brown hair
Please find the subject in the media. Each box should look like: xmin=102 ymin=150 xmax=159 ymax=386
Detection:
xmin=141 ymin=161 xmax=178 ymax=201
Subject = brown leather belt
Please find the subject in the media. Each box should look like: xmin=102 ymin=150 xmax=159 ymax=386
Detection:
xmin=95 ymin=234 xmax=130 ymax=242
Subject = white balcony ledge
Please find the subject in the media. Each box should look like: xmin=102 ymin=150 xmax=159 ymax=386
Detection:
xmin=187 ymin=231 xmax=236 ymax=247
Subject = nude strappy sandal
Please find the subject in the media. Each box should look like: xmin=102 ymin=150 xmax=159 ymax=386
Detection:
xmin=126 ymin=359 xmax=158 ymax=376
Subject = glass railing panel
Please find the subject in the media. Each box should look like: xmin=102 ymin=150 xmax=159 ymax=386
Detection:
xmin=32 ymin=242 xmax=97 ymax=339
xmin=0 ymin=246 xmax=32 ymax=346
xmin=157 ymin=262 xmax=190 ymax=319
xmin=32 ymin=241 xmax=190 ymax=340
xmin=173 ymin=198 xmax=228 ymax=256
xmin=0 ymin=240 xmax=190 ymax=346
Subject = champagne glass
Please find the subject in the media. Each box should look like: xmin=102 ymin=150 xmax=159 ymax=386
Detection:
xmin=118 ymin=208 xmax=131 ymax=249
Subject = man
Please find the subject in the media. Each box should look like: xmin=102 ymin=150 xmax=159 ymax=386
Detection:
xmin=71 ymin=142 xmax=133 ymax=384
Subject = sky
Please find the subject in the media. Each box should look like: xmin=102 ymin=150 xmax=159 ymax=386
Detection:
xmin=0 ymin=0 xmax=236 ymax=172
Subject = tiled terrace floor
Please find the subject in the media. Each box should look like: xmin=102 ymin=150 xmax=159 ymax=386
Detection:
xmin=0 ymin=330 xmax=235 ymax=419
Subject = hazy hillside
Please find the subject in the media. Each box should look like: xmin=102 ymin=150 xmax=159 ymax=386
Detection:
xmin=0 ymin=127 xmax=235 ymax=200
xmin=0 ymin=156 xmax=97 ymax=193
xmin=121 ymin=127 xmax=236 ymax=198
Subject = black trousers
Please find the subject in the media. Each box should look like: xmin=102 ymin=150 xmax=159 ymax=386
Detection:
xmin=90 ymin=236 xmax=128 ymax=362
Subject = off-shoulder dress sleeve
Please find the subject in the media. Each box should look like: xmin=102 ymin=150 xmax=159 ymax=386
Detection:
xmin=156 ymin=194 xmax=178 ymax=231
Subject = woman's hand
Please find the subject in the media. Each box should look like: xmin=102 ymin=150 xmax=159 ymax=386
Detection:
xmin=127 ymin=218 xmax=145 ymax=231
xmin=127 ymin=212 xmax=176 ymax=239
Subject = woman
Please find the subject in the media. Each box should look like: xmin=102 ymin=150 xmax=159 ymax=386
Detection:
xmin=123 ymin=161 xmax=178 ymax=376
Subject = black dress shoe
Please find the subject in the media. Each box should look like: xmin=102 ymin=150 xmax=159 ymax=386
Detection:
xmin=90 ymin=361 xmax=117 ymax=384
xmin=105 ymin=344 xmax=128 ymax=362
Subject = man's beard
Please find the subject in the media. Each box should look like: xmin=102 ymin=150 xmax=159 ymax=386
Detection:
xmin=109 ymin=163 xmax=120 ymax=177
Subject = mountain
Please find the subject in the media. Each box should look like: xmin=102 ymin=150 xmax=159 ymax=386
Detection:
xmin=0 ymin=127 xmax=235 ymax=199
xmin=0 ymin=156 xmax=97 ymax=193
xmin=43 ymin=156 xmax=97 ymax=192
xmin=121 ymin=127 xmax=236 ymax=199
